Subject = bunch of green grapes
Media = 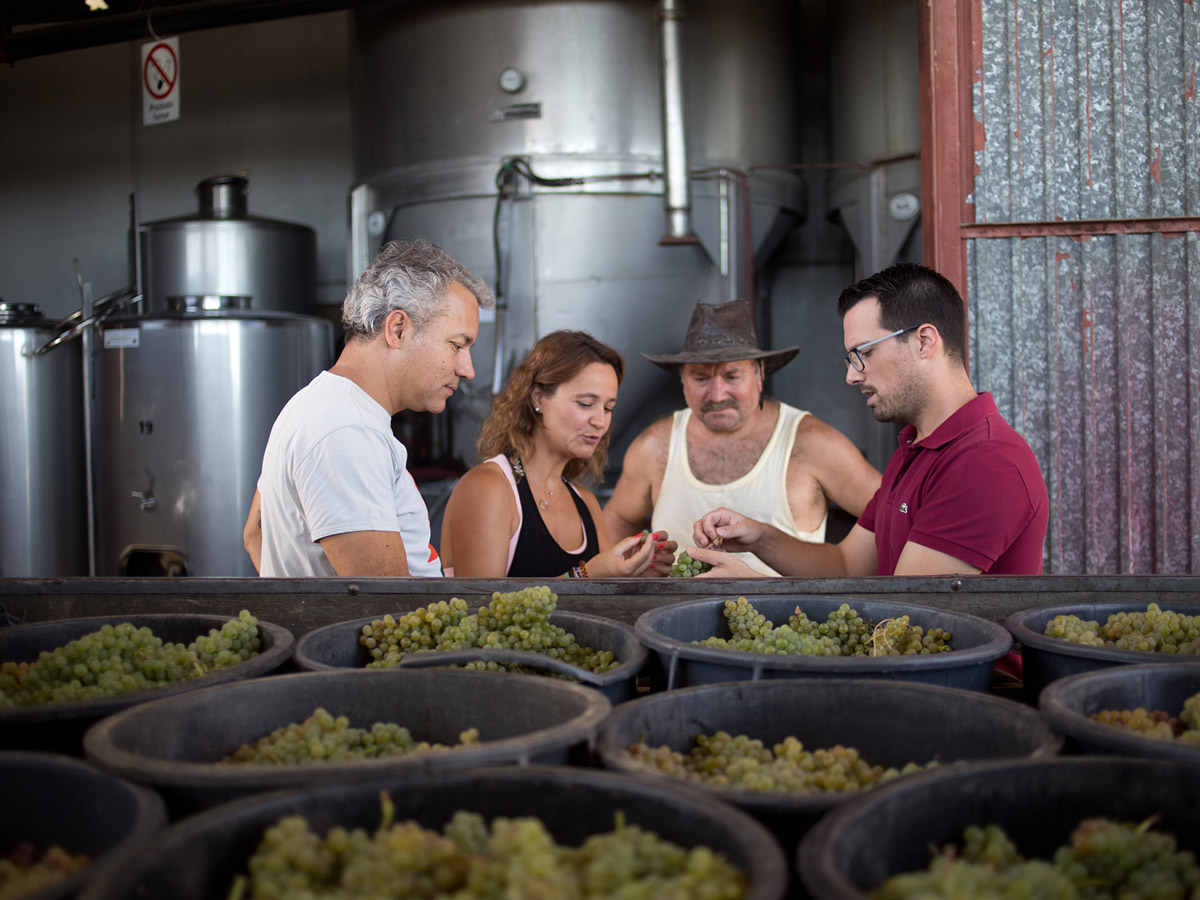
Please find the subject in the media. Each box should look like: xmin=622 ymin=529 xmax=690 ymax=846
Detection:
xmin=625 ymin=729 xmax=935 ymax=795
xmin=1090 ymin=707 xmax=1180 ymax=741
xmin=230 ymin=799 xmax=746 ymax=900
xmin=1044 ymin=603 xmax=1200 ymax=655
xmin=1183 ymin=692 xmax=1200 ymax=732
xmin=669 ymin=550 xmax=713 ymax=577
xmin=872 ymin=817 xmax=1200 ymax=899
xmin=0 ymin=842 xmax=91 ymax=899
xmin=359 ymin=587 xmax=617 ymax=675
xmin=1090 ymin=691 xmax=1200 ymax=745
xmin=868 ymin=615 xmax=953 ymax=656
xmin=693 ymin=598 xmax=952 ymax=658
xmin=0 ymin=610 xmax=261 ymax=707
xmin=220 ymin=707 xmax=481 ymax=765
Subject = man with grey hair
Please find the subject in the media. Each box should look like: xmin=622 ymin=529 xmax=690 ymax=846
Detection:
xmin=244 ymin=239 xmax=494 ymax=577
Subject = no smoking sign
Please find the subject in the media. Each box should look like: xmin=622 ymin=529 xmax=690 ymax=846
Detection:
xmin=141 ymin=37 xmax=180 ymax=125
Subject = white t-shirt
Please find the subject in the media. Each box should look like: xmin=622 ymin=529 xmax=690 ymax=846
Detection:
xmin=256 ymin=371 xmax=442 ymax=577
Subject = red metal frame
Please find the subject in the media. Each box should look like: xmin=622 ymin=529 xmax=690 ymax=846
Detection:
xmin=964 ymin=217 xmax=1200 ymax=238
xmin=919 ymin=1 xmax=1200 ymax=280
xmin=919 ymin=0 xmax=978 ymax=301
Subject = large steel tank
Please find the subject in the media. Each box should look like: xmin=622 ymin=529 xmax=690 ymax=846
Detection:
xmin=139 ymin=175 xmax=318 ymax=316
xmin=348 ymin=0 xmax=806 ymax=466
xmin=0 ymin=301 xmax=87 ymax=576
xmin=94 ymin=308 xmax=331 ymax=577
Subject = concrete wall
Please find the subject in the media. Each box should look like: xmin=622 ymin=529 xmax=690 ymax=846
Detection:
xmin=0 ymin=12 xmax=354 ymax=319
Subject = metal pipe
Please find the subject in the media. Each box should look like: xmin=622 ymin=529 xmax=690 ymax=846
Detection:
xmin=656 ymin=0 xmax=698 ymax=245
xmin=73 ymin=264 xmax=98 ymax=576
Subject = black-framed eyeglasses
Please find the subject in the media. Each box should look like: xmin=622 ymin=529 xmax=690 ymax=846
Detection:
xmin=843 ymin=325 xmax=920 ymax=372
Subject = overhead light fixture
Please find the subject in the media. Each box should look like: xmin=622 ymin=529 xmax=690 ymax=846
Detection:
xmin=86 ymin=0 xmax=110 ymax=10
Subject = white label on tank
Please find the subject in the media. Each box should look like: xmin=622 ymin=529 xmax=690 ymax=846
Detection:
xmin=490 ymin=102 xmax=541 ymax=122
xmin=104 ymin=328 xmax=141 ymax=349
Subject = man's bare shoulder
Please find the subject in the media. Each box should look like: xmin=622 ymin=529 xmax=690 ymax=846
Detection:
xmin=790 ymin=413 xmax=861 ymax=459
xmin=623 ymin=413 xmax=677 ymax=463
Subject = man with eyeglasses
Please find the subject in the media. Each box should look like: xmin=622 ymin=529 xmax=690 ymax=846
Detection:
xmin=686 ymin=262 xmax=1049 ymax=578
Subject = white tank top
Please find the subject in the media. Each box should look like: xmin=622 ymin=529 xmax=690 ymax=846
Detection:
xmin=651 ymin=404 xmax=827 ymax=576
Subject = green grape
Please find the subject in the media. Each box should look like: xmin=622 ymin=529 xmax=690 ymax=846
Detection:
xmin=0 ymin=610 xmax=262 ymax=707
xmin=625 ymin=730 xmax=941 ymax=795
xmin=872 ymin=817 xmax=1200 ymax=899
xmin=1045 ymin=604 xmax=1200 ymax=655
xmin=232 ymin=801 xmax=747 ymax=900
xmin=691 ymin=598 xmax=952 ymax=658
xmin=669 ymin=550 xmax=713 ymax=577
xmin=0 ymin=842 xmax=91 ymax=899
xmin=358 ymin=587 xmax=618 ymax=677
xmin=219 ymin=707 xmax=481 ymax=765
xmin=1090 ymin=691 xmax=1200 ymax=744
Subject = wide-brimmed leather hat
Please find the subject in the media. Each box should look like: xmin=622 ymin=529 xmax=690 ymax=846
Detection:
xmin=641 ymin=299 xmax=800 ymax=375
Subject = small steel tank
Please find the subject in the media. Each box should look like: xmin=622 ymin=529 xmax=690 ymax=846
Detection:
xmin=94 ymin=306 xmax=331 ymax=577
xmin=139 ymin=175 xmax=318 ymax=316
xmin=0 ymin=301 xmax=87 ymax=576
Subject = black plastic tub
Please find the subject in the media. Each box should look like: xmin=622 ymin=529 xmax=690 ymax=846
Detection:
xmin=1039 ymin=662 xmax=1200 ymax=761
xmin=595 ymin=678 xmax=1060 ymax=881
xmin=1006 ymin=600 xmax=1200 ymax=697
xmin=83 ymin=668 xmax=611 ymax=817
xmin=0 ymin=750 xmax=167 ymax=900
xmin=798 ymin=756 xmax=1200 ymax=900
xmin=292 ymin=608 xmax=647 ymax=703
xmin=78 ymin=765 xmax=790 ymax=900
xmin=635 ymin=595 xmax=1012 ymax=690
xmin=0 ymin=614 xmax=294 ymax=755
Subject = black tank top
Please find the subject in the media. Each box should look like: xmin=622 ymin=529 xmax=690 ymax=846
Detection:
xmin=507 ymin=476 xmax=600 ymax=577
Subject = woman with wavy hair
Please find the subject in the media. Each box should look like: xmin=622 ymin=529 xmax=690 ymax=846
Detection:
xmin=441 ymin=330 xmax=676 ymax=577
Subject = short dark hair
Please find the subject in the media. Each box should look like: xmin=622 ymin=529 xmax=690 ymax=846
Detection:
xmin=837 ymin=263 xmax=967 ymax=365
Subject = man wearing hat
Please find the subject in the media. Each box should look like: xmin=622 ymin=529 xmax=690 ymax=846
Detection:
xmin=603 ymin=299 xmax=881 ymax=575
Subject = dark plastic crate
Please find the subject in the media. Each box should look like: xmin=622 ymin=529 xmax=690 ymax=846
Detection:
xmin=798 ymin=757 xmax=1200 ymax=899
xmin=635 ymin=595 xmax=1012 ymax=690
xmin=0 ymin=750 xmax=167 ymax=900
xmin=0 ymin=614 xmax=294 ymax=755
xmin=83 ymin=667 xmax=610 ymax=817
xmin=78 ymin=766 xmax=789 ymax=900
xmin=292 ymin=608 xmax=646 ymax=703
xmin=596 ymin=677 xmax=1060 ymax=888
xmin=1039 ymin=661 xmax=1200 ymax=761
xmin=1007 ymin=600 xmax=1200 ymax=696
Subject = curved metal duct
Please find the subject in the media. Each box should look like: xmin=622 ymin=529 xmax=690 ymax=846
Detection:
xmin=348 ymin=0 xmax=806 ymax=468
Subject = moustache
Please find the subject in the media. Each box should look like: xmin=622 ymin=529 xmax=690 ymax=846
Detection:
xmin=700 ymin=401 xmax=738 ymax=413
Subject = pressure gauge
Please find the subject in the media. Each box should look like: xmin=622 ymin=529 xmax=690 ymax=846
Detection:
xmin=888 ymin=192 xmax=921 ymax=221
xmin=498 ymin=67 xmax=525 ymax=93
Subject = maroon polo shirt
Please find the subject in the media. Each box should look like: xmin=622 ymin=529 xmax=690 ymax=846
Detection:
xmin=858 ymin=392 xmax=1049 ymax=575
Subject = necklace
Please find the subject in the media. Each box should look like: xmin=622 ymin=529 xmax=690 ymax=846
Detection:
xmin=511 ymin=457 xmax=564 ymax=511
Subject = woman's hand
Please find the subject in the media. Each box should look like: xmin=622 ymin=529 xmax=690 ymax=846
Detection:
xmin=635 ymin=530 xmax=677 ymax=578
xmin=587 ymin=530 xmax=672 ymax=577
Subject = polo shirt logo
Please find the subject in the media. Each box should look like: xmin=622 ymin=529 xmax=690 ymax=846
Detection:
xmin=899 ymin=502 xmax=908 ymax=514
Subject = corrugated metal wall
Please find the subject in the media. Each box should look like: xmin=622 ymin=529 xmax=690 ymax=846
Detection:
xmin=967 ymin=0 xmax=1199 ymax=574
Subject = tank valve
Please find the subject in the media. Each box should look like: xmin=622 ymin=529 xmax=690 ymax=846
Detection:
xmin=131 ymin=490 xmax=158 ymax=511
